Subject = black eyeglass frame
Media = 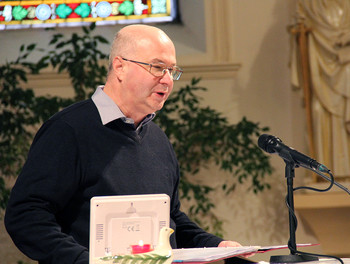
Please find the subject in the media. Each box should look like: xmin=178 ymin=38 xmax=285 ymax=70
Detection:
xmin=121 ymin=57 xmax=183 ymax=80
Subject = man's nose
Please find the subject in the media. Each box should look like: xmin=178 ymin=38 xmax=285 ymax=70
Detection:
xmin=160 ymin=69 xmax=173 ymax=82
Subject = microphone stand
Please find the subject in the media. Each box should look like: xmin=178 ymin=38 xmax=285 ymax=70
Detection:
xmin=270 ymin=155 xmax=318 ymax=263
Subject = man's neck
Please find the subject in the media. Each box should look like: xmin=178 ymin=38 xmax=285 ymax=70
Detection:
xmin=102 ymin=84 xmax=147 ymax=127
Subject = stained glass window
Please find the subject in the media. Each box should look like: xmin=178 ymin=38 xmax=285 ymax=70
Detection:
xmin=0 ymin=0 xmax=177 ymax=30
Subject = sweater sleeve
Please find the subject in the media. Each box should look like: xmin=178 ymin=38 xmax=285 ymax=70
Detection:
xmin=172 ymin=208 xmax=224 ymax=248
xmin=169 ymin=164 xmax=223 ymax=248
xmin=4 ymin=119 xmax=89 ymax=264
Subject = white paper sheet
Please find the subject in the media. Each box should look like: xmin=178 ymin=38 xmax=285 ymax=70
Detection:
xmin=172 ymin=246 xmax=260 ymax=262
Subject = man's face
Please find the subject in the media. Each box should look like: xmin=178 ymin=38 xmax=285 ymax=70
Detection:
xmin=120 ymin=34 xmax=177 ymax=118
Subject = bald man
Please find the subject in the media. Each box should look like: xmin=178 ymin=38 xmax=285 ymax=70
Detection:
xmin=5 ymin=25 xmax=246 ymax=264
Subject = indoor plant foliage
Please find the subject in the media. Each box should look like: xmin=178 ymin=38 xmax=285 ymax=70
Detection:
xmin=156 ymin=78 xmax=272 ymax=234
xmin=39 ymin=24 xmax=109 ymax=101
xmin=0 ymin=24 xmax=272 ymax=235
xmin=0 ymin=43 xmax=73 ymax=213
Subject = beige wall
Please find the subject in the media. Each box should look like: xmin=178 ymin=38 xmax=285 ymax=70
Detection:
xmin=1 ymin=0 xmax=342 ymax=263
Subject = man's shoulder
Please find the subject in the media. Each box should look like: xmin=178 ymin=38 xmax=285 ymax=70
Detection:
xmin=145 ymin=121 xmax=174 ymax=149
xmin=147 ymin=120 xmax=167 ymax=136
xmin=50 ymin=99 xmax=98 ymax=125
xmin=30 ymin=99 xmax=104 ymax=151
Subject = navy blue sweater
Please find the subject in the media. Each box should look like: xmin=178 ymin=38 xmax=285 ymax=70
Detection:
xmin=5 ymin=99 xmax=223 ymax=264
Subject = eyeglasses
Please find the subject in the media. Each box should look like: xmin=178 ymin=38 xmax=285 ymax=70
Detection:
xmin=122 ymin=58 xmax=183 ymax=81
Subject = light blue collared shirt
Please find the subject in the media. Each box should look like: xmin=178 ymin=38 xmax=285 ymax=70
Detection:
xmin=91 ymin=86 xmax=155 ymax=132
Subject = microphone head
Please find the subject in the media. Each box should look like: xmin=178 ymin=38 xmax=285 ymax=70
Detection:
xmin=258 ymin=134 xmax=281 ymax=154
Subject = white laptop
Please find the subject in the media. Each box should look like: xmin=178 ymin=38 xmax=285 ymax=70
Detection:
xmin=89 ymin=194 xmax=170 ymax=263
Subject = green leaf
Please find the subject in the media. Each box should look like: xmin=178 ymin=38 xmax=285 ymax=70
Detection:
xmin=89 ymin=22 xmax=96 ymax=31
xmin=27 ymin=43 xmax=36 ymax=51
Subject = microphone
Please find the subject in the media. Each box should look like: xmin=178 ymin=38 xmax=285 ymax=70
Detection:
xmin=258 ymin=134 xmax=329 ymax=173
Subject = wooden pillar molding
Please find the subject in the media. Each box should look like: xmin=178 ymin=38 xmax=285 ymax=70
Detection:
xmin=178 ymin=0 xmax=241 ymax=77
xmin=295 ymin=191 xmax=350 ymax=257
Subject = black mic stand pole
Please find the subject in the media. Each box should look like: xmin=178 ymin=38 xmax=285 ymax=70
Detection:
xmin=270 ymin=158 xmax=318 ymax=263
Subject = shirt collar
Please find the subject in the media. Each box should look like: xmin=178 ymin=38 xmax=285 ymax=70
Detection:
xmin=91 ymin=86 xmax=155 ymax=127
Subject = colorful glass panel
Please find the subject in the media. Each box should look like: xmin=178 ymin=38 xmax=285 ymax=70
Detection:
xmin=0 ymin=0 xmax=177 ymax=30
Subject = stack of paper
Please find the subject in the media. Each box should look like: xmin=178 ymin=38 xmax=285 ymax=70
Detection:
xmin=172 ymin=246 xmax=260 ymax=262
xmin=172 ymin=244 xmax=317 ymax=263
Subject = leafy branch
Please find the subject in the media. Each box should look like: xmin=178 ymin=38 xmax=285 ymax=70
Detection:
xmin=100 ymin=253 xmax=170 ymax=264
xmin=39 ymin=23 xmax=109 ymax=101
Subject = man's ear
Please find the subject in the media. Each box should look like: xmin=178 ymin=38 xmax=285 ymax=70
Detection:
xmin=112 ymin=56 xmax=124 ymax=80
